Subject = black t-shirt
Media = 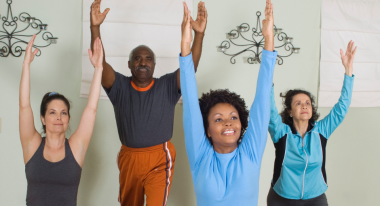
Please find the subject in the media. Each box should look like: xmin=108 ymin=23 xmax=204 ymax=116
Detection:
xmin=104 ymin=70 xmax=181 ymax=148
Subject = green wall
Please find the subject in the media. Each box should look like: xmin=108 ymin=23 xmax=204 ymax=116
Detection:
xmin=1 ymin=0 xmax=380 ymax=205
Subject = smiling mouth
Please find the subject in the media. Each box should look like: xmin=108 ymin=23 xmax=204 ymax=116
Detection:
xmin=136 ymin=66 xmax=151 ymax=71
xmin=222 ymin=130 xmax=235 ymax=135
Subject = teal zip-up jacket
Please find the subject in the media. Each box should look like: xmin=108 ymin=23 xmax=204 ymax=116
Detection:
xmin=269 ymin=74 xmax=354 ymax=200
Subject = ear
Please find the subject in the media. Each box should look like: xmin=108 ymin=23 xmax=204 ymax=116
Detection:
xmin=40 ymin=116 xmax=45 ymax=125
xmin=207 ymin=127 xmax=211 ymax=138
xmin=287 ymin=109 xmax=293 ymax=117
xmin=128 ymin=61 xmax=131 ymax=70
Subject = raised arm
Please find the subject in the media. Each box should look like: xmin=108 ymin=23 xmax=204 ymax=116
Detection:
xmin=90 ymin=0 xmax=115 ymax=89
xmin=69 ymin=38 xmax=103 ymax=167
xmin=268 ymin=86 xmax=288 ymax=143
xmin=180 ymin=6 xmax=209 ymax=170
xmin=177 ymin=2 xmax=207 ymax=89
xmin=240 ymin=0 xmax=277 ymax=164
xmin=19 ymin=35 xmax=42 ymax=164
xmin=318 ymin=41 xmax=356 ymax=139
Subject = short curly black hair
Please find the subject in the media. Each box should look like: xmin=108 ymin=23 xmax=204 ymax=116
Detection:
xmin=280 ymin=89 xmax=320 ymax=126
xmin=199 ymin=89 xmax=249 ymax=145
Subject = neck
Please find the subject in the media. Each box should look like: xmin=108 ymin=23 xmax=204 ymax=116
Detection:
xmin=131 ymin=76 xmax=153 ymax=88
xmin=213 ymin=144 xmax=238 ymax=154
xmin=293 ymin=119 xmax=309 ymax=138
xmin=45 ymin=131 xmax=66 ymax=149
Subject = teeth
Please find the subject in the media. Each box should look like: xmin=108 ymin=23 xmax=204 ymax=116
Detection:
xmin=223 ymin=131 xmax=234 ymax=134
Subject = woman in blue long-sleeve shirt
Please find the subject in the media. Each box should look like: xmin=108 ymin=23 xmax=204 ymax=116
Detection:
xmin=267 ymin=41 xmax=357 ymax=206
xmin=179 ymin=1 xmax=276 ymax=205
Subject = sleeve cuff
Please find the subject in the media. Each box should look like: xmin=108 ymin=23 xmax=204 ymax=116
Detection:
xmin=179 ymin=52 xmax=193 ymax=63
xmin=262 ymin=49 xmax=278 ymax=59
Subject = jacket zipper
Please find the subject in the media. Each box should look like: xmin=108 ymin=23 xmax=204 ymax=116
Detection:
xmin=301 ymin=140 xmax=308 ymax=199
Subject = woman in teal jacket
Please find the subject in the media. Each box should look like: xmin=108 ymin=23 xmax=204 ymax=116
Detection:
xmin=267 ymin=41 xmax=357 ymax=206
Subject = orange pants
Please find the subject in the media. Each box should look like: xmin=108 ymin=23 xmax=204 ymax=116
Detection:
xmin=117 ymin=141 xmax=176 ymax=206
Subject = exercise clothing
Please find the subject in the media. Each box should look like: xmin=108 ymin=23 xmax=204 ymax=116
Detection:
xmin=268 ymin=74 xmax=354 ymax=200
xmin=25 ymin=138 xmax=82 ymax=206
xmin=104 ymin=70 xmax=181 ymax=148
xmin=118 ymin=141 xmax=176 ymax=206
xmin=267 ymin=187 xmax=328 ymax=206
xmin=180 ymin=50 xmax=277 ymax=206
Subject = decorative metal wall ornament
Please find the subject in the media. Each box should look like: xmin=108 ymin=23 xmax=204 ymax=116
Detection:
xmin=217 ymin=11 xmax=300 ymax=65
xmin=0 ymin=0 xmax=58 ymax=57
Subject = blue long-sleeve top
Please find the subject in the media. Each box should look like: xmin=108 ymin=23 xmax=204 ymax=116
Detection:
xmin=268 ymin=74 xmax=354 ymax=200
xmin=180 ymin=50 xmax=277 ymax=206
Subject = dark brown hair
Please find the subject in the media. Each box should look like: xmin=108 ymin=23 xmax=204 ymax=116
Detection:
xmin=280 ymin=89 xmax=320 ymax=126
xmin=40 ymin=92 xmax=71 ymax=134
xmin=199 ymin=89 xmax=249 ymax=145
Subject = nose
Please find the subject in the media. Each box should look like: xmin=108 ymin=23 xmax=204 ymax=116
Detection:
xmin=140 ymin=58 xmax=147 ymax=66
xmin=57 ymin=114 xmax=61 ymax=120
xmin=224 ymin=120 xmax=233 ymax=126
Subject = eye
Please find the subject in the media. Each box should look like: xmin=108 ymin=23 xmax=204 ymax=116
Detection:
xmin=215 ymin=118 xmax=222 ymax=122
xmin=231 ymin=116 xmax=238 ymax=120
xmin=147 ymin=57 xmax=152 ymax=61
xmin=62 ymin=112 xmax=67 ymax=115
xmin=50 ymin=111 xmax=55 ymax=114
xmin=296 ymin=102 xmax=301 ymax=105
xmin=306 ymin=102 xmax=310 ymax=105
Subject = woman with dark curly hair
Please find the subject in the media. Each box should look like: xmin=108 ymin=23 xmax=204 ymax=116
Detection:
xmin=267 ymin=41 xmax=357 ymax=206
xmin=179 ymin=1 xmax=276 ymax=205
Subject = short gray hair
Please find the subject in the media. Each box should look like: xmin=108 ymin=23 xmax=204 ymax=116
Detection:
xmin=129 ymin=45 xmax=156 ymax=63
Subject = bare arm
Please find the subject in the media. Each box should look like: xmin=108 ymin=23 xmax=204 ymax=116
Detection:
xmin=19 ymin=35 xmax=42 ymax=164
xmin=90 ymin=0 xmax=115 ymax=89
xmin=70 ymin=38 xmax=104 ymax=167
xmin=177 ymin=2 xmax=207 ymax=89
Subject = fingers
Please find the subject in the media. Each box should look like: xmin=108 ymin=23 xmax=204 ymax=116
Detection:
xmin=104 ymin=8 xmax=110 ymax=16
xmin=352 ymin=46 xmax=357 ymax=56
xmin=27 ymin=34 xmax=36 ymax=52
xmin=340 ymin=49 xmax=344 ymax=59
xmin=32 ymin=48 xmax=39 ymax=56
xmin=182 ymin=2 xmax=188 ymax=23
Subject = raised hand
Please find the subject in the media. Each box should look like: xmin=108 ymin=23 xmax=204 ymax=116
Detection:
xmin=181 ymin=2 xmax=193 ymax=57
xmin=90 ymin=0 xmax=110 ymax=26
xmin=340 ymin=41 xmax=357 ymax=77
xmin=23 ymin=34 xmax=39 ymax=65
xmin=191 ymin=1 xmax=207 ymax=34
xmin=88 ymin=37 xmax=104 ymax=69
xmin=262 ymin=0 xmax=274 ymax=51
xmin=262 ymin=0 xmax=273 ymax=38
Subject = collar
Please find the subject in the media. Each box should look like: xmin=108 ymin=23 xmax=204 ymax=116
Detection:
xmin=289 ymin=121 xmax=315 ymax=135
xmin=131 ymin=79 xmax=155 ymax=92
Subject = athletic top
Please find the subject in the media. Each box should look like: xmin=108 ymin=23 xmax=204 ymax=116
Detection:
xmin=180 ymin=50 xmax=277 ymax=206
xmin=104 ymin=70 xmax=181 ymax=148
xmin=268 ymin=74 xmax=354 ymax=200
xmin=25 ymin=138 xmax=82 ymax=206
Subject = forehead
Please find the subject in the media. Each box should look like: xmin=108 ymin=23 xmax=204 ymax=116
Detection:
xmin=132 ymin=47 xmax=154 ymax=57
xmin=209 ymin=103 xmax=238 ymax=115
xmin=292 ymin=93 xmax=311 ymax=102
xmin=47 ymin=99 xmax=68 ymax=110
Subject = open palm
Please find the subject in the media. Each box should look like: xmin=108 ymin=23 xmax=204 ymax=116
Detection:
xmin=191 ymin=2 xmax=207 ymax=34
xmin=91 ymin=0 xmax=110 ymax=26
xmin=23 ymin=35 xmax=39 ymax=65
xmin=89 ymin=37 xmax=103 ymax=68
xmin=340 ymin=40 xmax=357 ymax=70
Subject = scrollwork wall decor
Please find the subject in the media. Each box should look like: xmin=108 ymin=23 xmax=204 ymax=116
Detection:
xmin=0 ymin=0 xmax=58 ymax=57
xmin=217 ymin=11 xmax=299 ymax=65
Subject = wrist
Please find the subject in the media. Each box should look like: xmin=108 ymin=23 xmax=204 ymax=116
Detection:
xmin=194 ymin=32 xmax=205 ymax=37
xmin=22 ymin=62 xmax=31 ymax=67
xmin=90 ymin=25 xmax=100 ymax=28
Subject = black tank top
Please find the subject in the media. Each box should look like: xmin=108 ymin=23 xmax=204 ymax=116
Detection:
xmin=25 ymin=138 xmax=82 ymax=206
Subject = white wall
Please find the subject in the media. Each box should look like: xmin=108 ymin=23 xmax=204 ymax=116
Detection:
xmin=1 ymin=0 xmax=379 ymax=205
